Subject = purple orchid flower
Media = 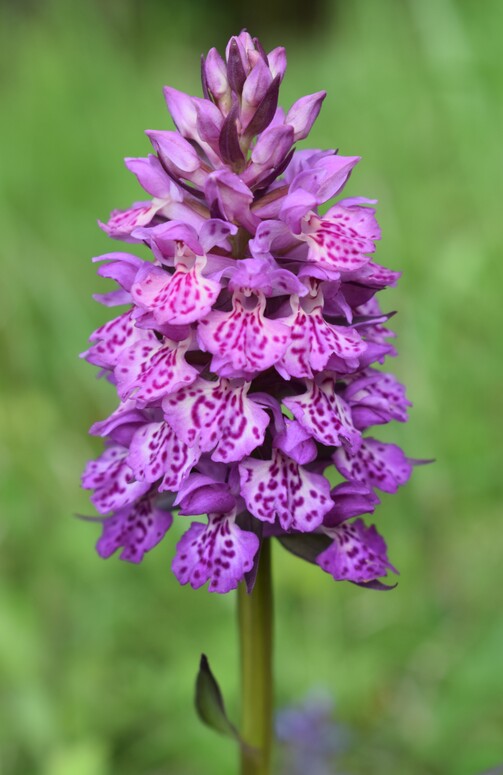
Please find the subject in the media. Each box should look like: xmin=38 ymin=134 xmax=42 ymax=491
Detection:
xmin=81 ymin=30 xmax=416 ymax=593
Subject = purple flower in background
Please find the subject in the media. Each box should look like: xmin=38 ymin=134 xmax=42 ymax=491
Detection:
xmin=276 ymin=692 xmax=348 ymax=775
xmin=81 ymin=30 xmax=416 ymax=592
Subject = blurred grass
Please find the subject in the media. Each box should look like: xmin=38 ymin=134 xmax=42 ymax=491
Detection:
xmin=0 ymin=0 xmax=502 ymax=773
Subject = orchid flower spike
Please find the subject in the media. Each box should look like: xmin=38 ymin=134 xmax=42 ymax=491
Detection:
xmin=81 ymin=30 xmax=416 ymax=593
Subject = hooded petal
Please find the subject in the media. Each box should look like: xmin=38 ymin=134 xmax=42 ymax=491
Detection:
xmin=125 ymin=155 xmax=178 ymax=199
xmin=323 ymin=482 xmax=380 ymax=527
xmin=176 ymin=476 xmax=237 ymax=516
xmin=89 ymin=399 xmax=148 ymax=446
xmin=146 ymin=130 xmax=207 ymax=187
xmin=344 ymin=369 xmax=411 ymax=428
xmin=204 ymin=169 xmax=258 ymax=232
xmin=289 ymin=153 xmax=360 ymax=203
xmin=226 ymin=256 xmax=306 ymax=297
xmin=93 ymin=252 xmax=145 ymax=293
xmin=273 ymin=418 xmax=317 ymax=464
xmin=132 ymin=220 xmax=203 ymax=264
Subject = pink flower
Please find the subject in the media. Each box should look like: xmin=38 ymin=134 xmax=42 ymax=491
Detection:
xmin=81 ymin=31 xmax=416 ymax=592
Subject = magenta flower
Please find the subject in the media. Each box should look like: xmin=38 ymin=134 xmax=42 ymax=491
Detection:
xmin=81 ymin=30 xmax=415 ymax=593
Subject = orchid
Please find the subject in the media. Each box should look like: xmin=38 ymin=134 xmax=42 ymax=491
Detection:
xmin=80 ymin=30 xmax=418 ymax=774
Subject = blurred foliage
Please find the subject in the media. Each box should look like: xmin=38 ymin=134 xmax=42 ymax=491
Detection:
xmin=0 ymin=0 xmax=502 ymax=773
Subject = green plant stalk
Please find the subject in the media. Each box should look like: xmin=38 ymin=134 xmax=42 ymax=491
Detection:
xmin=238 ymin=538 xmax=273 ymax=775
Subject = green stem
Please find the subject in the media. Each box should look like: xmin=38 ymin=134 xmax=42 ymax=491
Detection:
xmin=238 ymin=539 xmax=273 ymax=775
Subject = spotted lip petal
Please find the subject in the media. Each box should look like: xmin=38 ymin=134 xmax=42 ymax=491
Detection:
xmin=333 ymin=437 xmax=413 ymax=494
xmin=82 ymin=445 xmax=150 ymax=515
xmin=197 ymin=291 xmax=290 ymax=378
xmin=239 ymin=450 xmax=332 ymax=532
xmin=162 ymin=378 xmax=269 ymax=463
xmin=127 ymin=421 xmax=199 ymax=492
xmin=317 ymin=518 xmax=397 ymax=583
xmin=275 ymin=296 xmax=366 ymax=379
xmin=344 ymin=369 xmax=411 ymax=428
xmin=172 ymin=510 xmax=260 ymax=593
xmin=97 ymin=498 xmax=173 ymax=563
xmin=283 ymin=377 xmax=361 ymax=452
xmin=115 ymin=337 xmax=198 ymax=406
xmin=82 ymin=310 xmax=157 ymax=371
xmin=131 ymin=257 xmax=221 ymax=326
xmin=299 ymin=201 xmax=379 ymax=274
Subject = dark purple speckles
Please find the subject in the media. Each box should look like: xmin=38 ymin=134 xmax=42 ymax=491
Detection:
xmin=317 ymin=518 xmax=397 ymax=584
xmin=172 ymin=510 xmax=259 ymax=593
xmin=239 ymin=450 xmax=332 ymax=531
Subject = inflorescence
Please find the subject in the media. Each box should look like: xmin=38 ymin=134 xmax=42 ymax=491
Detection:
xmin=81 ymin=31 xmax=414 ymax=593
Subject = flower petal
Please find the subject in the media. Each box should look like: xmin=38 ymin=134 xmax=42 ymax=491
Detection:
xmin=99 ymin=201 xmax=163 ymax=241
xmin=131 ymin=258 xmax=221 ymax=325
xmin=115 ymin=338 xmax=198 ymax=405
xmin=333 ymin=437 xmax=413 ymax=494
xmin=127 ymin=421 xmax=199 ymax=491
xmin=276 ymin=299 xmax=366 ymax=379
xmin=317 ymin=518 xmax=396 ymax=583
xmin=82 ymin=444 xmax=150 ymax=514
xmin=197 ymin=292 xmax=290 ymax=377
xmin=97 ymin=497 xmax=172 ymax=563
xmin=285 ymin=91 xmax=326 ymax=142
xmin=163 ymin=378 xmax=269 ymax=463
xmin=239 ymin=450 xmax=332 ymax=531
xmin=82 ymin=310 xmax=156 ymax=371
xmin=301 ymin=203 xmax=379 ymax=273
xmin=283 ymin=378 xmax=361 ymax=452
xmin=172 ymin=510 xmax=259 ymax=593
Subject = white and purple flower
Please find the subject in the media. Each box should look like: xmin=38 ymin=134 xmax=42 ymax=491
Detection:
xmin=81 ymin=31 xmax=415 ymax=592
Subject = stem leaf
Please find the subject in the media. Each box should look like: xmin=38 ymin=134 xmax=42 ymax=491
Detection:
xmin=195 ymin=654 xmax=240 ymax=740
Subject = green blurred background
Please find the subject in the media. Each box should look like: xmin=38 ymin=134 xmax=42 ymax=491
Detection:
xmin=0 ymin=0 xmax=502 ymax=773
